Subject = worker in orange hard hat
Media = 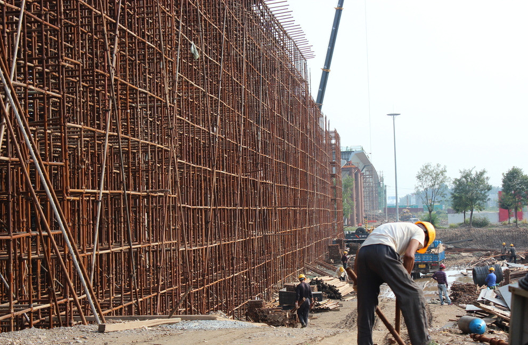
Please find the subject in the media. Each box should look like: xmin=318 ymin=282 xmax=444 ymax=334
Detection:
xmin=295 ymin=274 xmax=312 ymax=328
xmin=355 ymin=221 xmax=436 ymax=345
xmin=501 ymin=242 xmax=507 ymax=260
xmin=509 ymin=244 xmax=517 ymax=263
xmin=485 ymin=267 xmax=497 ymax=289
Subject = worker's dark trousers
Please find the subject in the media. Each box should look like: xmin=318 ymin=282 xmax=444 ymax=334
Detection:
xmin=510 ymin=255 xmax=516 ymax=263
xmin=357 ymin=245 xmax=430 ymax=345
xmin=297 ymin=298 xmax=310 ymax=327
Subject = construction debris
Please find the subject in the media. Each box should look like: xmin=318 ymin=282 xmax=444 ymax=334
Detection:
xmin=450 ymin=283 xmax=480 ymax=305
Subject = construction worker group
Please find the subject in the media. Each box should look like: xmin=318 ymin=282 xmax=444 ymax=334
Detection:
xmin=501 ymin=242 xmax=517 ymax=262
xmin=295 ymin=222 xmax=521 ymax=345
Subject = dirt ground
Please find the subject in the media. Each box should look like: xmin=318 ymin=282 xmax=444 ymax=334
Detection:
xmin=0 ymin=294 xmax=508 ymax=345
xmin=0 ymin=227 xmax=523 ymax=345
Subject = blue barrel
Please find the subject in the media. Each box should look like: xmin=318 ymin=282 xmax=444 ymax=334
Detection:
xmin=458 ymin=316 xmax=486 ymax=334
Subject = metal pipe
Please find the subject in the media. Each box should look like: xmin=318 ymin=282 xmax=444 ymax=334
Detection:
xmin=0 ymin=63 xmax=102 ymax=325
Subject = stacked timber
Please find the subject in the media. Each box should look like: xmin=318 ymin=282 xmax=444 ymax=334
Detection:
xmin=312 ymin=299 xmax=340 ymax=312
xmin=310 ymin=277 xmax=354 ymax=299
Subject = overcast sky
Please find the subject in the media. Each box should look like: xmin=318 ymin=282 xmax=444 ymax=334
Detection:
xmin=285 ymin=0 xmax=528 ymax=198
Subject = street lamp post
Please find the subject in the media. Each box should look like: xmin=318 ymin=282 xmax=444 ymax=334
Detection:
xmin=387 ymin=113 xmax=400 ymax=222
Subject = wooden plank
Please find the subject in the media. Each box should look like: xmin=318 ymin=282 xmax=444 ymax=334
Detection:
xmin=473 ymin=302 xmax=511 ymax=322
xmin=78 ymin=315 xmax=221 ymax=322
xmin=98 ymin=318 xmax=181 ymax=333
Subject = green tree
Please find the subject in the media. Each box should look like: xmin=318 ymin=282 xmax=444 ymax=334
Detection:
xmin=452 ymin=168 xmax=492 ymax=227
xmin=451 ymin=174 xmax=470 ymax=223
xmin=501 ymin=167 xmax=528 ymax=227
xmin=499 ymin=192 xmax=515 ymax=225
xmin=415 ymin=163 xmax=450 ymax=220
xmin=342 ymin=176 xmax=354 ymax=224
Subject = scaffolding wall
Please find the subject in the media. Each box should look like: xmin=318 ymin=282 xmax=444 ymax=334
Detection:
xmin=0 ymin=0 xmax=342 ymax=330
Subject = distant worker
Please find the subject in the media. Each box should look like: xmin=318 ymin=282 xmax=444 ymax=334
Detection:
xmin=509 ymin=244 xmax=517 ymax=263
xmin=341 ymin=251 xmax=348 ymax=269
xmin=432 ymin=263 xmax=452 ymax=305
xmin=485 ymin=267 xmax=497 ymax=289
xmin=336 ymin=266 xmax=348 ymax=281
xmin=295 ymin=274 xmax=312 ymax=328
xmin=355 ymin=221 xmax=436 ymax=345
xmin=501 ymin=242 xmax=507 ymax=260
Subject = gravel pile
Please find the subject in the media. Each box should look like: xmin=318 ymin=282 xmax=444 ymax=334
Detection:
xmin=163 ymin=320 xmax=264 ymax=330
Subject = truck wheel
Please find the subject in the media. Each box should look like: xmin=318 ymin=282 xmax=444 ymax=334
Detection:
xmin=355 ymin=227 xmax=366 ymax=234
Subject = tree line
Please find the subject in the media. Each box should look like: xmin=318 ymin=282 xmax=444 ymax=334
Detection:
xmin=415 ymin=163 xmax=527 ymax=227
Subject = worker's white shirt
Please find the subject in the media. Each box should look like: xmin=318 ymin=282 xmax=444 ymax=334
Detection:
xmin=335 ymin=268 xmax=348 ymax=279
xmin=361 ymin=223 xmax=425 ymax=255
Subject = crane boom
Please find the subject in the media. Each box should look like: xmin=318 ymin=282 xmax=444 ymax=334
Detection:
xmin=316 ymin=0 xmax=344 ymax=111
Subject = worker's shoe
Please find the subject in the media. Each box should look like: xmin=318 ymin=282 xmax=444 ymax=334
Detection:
xmin=301 ymin=324 xmax=307 ymax=328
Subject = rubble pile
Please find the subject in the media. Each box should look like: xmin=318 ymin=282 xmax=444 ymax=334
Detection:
xmin=449 ymin=282 xmax=479 ymax=304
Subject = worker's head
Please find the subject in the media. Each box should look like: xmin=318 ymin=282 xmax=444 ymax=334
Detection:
xmin=343 ymin=251 xmax=348 ymax=255
xmin=502 ymin=242 xmax=506 ymax=246
xmin=339 ymin=266 xmax=345 ymax=273
xmin=511 ymin=244 xmax=514 ymax=247
xmin=414 ymin=221 xmax=436 ymax=254
xmin=489 ymin=267 xmax=495 ymax=272
xmin=298 ymin=274 xmax=306 ymax=281
xmin=440 ymin=264 xmax=446 ymax=270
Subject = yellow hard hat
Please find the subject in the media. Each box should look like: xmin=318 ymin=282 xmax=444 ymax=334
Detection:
xmin=415 ymin=221 xmax=436 ymax=254
xmin=339 ymin=267 xmax=345 ymax=273
xmin=489 ymin=267 xmax=495 ymax=271
xmin=343 ymin=251 xmax=348 ymax=254
xmin=511 ymin=244 xmax=514 ymax=246
xmin=298 ymin=274 xmax=306 ymax=280
xmin=502 ymin=242 xmax=506 ymax=245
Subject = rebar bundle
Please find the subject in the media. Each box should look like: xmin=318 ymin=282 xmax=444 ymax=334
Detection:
xmin=0 ymin=0 xmax=343 ymax=331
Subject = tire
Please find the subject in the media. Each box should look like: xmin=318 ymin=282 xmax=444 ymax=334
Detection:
xmin=355 ymin=227 xmax=366 ymax=234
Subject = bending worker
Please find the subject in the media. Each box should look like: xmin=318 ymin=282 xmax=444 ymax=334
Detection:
xmin=501 ymin=242 xmax=507 ymax=260
xmin=295 ymin=274 xmax=312 ymax=328
xmin=336 ymin=266 xmax=348 ymax=281
xmin=355 ymin=221 xmax=436 ymax=345
xmin=485 ymin=267 xmax=497 ymax=289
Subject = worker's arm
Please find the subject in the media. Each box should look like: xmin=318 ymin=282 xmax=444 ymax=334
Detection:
xmin=403 ymin=239 xmax=421 ymax=274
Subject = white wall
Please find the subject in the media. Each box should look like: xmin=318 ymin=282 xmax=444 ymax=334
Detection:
xmin=448 ymin=212 xmax=499 ymax=225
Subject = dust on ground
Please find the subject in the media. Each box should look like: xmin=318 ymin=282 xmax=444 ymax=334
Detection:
xmin=0 ymin=226 xmax=521 ymax=345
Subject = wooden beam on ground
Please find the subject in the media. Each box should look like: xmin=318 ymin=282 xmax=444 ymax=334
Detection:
xmin=79 ymin=315 xmax=222 ymax=323
xmin=473 ymin=302 xmax=511 ymax=321
xmin=98 ymin=318 xmax=181 ymax=333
